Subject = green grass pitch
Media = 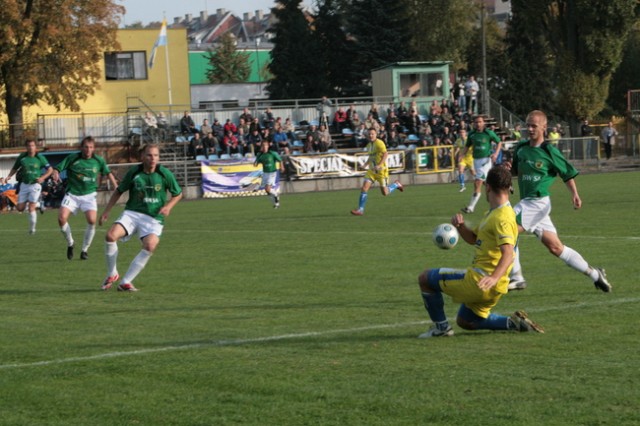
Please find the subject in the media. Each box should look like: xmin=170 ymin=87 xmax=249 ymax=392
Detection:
xmin=1 ymin=171 xmax=639 ymax=425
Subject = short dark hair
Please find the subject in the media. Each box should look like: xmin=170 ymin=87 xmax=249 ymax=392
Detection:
xmin=486 ymin=165 xmax=512 ymax=192
xmin=81 ymin=136 xmax=95 ymax=147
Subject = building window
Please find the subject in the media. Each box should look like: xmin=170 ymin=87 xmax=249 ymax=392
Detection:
xmin=105 ymin=51 xmax=148 ymax=80
xmin=399 ymin=72 xmax=444 ymax=98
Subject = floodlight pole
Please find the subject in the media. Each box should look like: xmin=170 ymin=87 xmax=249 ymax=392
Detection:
xmin=255 ymin=37 xmax=262 ymax=97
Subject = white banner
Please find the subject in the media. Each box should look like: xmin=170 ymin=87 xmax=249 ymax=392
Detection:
xmin=287 ymin=151 xmax=405 ymax=179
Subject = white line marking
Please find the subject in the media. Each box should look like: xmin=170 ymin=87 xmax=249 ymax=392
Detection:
xmin=1 ymin=297 xmax=637 ymax=370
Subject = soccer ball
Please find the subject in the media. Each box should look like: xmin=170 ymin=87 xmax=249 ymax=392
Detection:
xmin=432 ymin=223 xmax=459 ymax=250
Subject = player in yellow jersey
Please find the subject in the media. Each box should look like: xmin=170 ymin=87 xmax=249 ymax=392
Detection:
xmin=350 ymin=129 xmax=403 ymax=216
xmin=454 ymin=129 xmax=475 ymax=192
xmin=417 ymin=165 xmax=543 ymax=338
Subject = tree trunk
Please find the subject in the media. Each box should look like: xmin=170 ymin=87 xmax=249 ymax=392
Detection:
xmin=5 ymin=91 xmax=24 ymax=144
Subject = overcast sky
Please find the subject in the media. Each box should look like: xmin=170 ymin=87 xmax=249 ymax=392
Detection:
xmin=117 ymin=0 xmax=313 ymax=26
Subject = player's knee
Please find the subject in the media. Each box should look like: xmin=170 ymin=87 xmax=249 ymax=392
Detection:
xmin=456 ymin=316 xmax=476 ymax=330
xmin=418 ymin=271 xmax=431 ymax=292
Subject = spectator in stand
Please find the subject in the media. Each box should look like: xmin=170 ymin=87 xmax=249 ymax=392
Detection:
xmin=249 ymin=116 xmax=262 ymax=134
xmin=202 ymin=132 xmax=219 ymax=157
xmin=441 ymin=125 xmax=454 ymax=145
xmin=601 ymin=121 xmax=618 ymax=160
xmin=405 ymin=109 xmax=422 ymax=136
xmin=441 ymin=106 xmax=453 ymax=123
xmin=456 ymin=76 xmax=467 ymax=112
xmin=364 ymin=113 xmax=380 ymax=131
xmin=223 ymin=118 xmax=237 ymax=135
xmin=261 ymin=128 xmax=273 ymax=147
xmin=369 ymin=103 xmax=381 ymax=123
xmin=385 ymin=110 xmax=400 ymax=134
xmin=317 ymin=96 xmax=333 ymax=127
xmin=446 ymin=117 xmax=460 ymax=135
xmin=429 ymin=117 xmax=444 ymax=139
xmin=200 ymin=118 xmax=212 ymax=138
xmin=450 ymin=99 xmax=461 ymax=116
xmin=397 ymin=101 xmax=408 ymax=120
xmin=212 ymin=119 xmax=224 ymax=142
xmin=272 ymin=126 xmax=290 ymax=154
xmin=304 ymin=133 xmax=317 ymax=153
xmin=465 ymin=76 xmax=480 ymax=115
xmin=345 ymin=104 xmax=358 ymax=129
xmin=189 ymin=133 xmax=204 ymax=158
xmin=421 ymin=125 xmax=434 ymax=146
xmin=354 ymin=123 xmax=368 ymax=147
xmin=350 ymin=112 xmax=362 ymax=131
xmin=429 ymin=100 xmax=442 ymax=117
xmin=236 ymin=127 xmax=249 ymax=155
xmin=262 ymin=107 xmax=275 ymax=130
xmin=581 ymin=118 xmax=594 ymax=158
xmin=282 ymin=117 xmax=296 ymax=141
xmin=548 ymin=126 xmax=561 ymax=145
xmin=143 ymin=112 xmax=158 ymax=140
xmin=387 ymin=129 xmax=403 ymax=148
xmin=180 ymin=111 xmax=196 ymax=135
xmin=237 ymin=117 xmax=250 ymax=136
xmin=306 ymin=124 xmax=320 ymax=144
xmin=247 ymin=128 xmax=263 ymax=154
xmin=157 ymin=112 xmax=169 ymax=141
xmin=222 ymin=129 xmax=241 ymax=155
xmin=318 ymin=124 xmax=333 ymax=151
xmin=511 ymin=123 xmax=523 ymax=140
xmin=239 ymin=107 xmax=253 ymax=124
xmin=333 ymin=106 xmax=348 ymax=132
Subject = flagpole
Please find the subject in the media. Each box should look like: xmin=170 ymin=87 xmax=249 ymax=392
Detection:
xmin=163 ymin=17 xmax=173 ymax=105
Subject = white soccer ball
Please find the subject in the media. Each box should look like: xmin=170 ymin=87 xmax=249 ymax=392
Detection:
xmin=432 ymin=223 xmax=459 ymax=250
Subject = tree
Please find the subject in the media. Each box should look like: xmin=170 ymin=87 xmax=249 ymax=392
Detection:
xmin=267 ymin=0 xmax=328 ymax=100
xmin=0 ymin=0 xmax=123 ymax=140
xmin=205 ymin=33 xmax=251 ymax=84
xmin=312 ymin=0 xmax=358 ymax=96
xmin=607 ymin=26 xmax=640 ymax=115
xmin=409 ymin=0 xmax=475 ymax=71
xmin=346 ymin=0 xmax=414 ymax=95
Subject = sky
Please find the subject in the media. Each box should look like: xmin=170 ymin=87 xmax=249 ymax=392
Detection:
xmin=117 ymin=0 xmax=313 ymax=26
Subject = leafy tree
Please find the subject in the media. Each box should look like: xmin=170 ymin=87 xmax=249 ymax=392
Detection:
xmin=267 ymin=0 xmax=328 ymax=99
xmin=312 ymin=0 xmax=358 ymax=96
xmin=205 ymin=33 xmax=251 ymax=84
xmin=346 ymin=0 xmax=414 ymax=95
xmin=607 ymin=26 xmax=640 ymax=115
xmin=0 ymin=0 xmax=123 ymax=139
xmin=410 ymin=0 xmax=475 ymax=71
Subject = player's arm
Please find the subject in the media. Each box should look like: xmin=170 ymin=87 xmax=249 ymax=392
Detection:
xmin=564 ymin=178 xmax=581 ymax=209
xmin=37 ymin=166 xmax=53 ymax=183
xmin=374 ymin=151 xmax=388 ymax=172
xmin=105 ymin=172 xmax=118 ymax=189
xmin=4 ymin=167 xmax=18 ymax=184
xmin=158 ymin=192 xmax=183 ymax=217
xmin=451 ymin=213 xmax=476 ymax=245
xmin=477 ymin=243 xmax=514 ymax=291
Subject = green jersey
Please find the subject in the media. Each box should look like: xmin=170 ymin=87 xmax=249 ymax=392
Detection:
xmin=118 ymin=164 xmax=182 ymax=223
xmin=12 ymin=152 xmax=50 ymax=184
xmin=55 ymin=152 xmax=111 ymax=196
xmin=255 ymin=150 xmax=282 ymax=173
xmin=466 ymin=129 xmax=500 ymax=159
xmin=512 ymin=140 xmax=579 ymax=199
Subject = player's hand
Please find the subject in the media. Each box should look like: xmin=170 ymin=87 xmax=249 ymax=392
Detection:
xmin=573 ymin=195 xmax=582 ymax=210
xmin=451 ymin=213 xmax=464 ymax=228
xmin=159 ymin=206 xmax=172 ymax=217
xmin=99 ymin=212 xmax=108 ymax=226
xmin=503 ymin=161 xmax=512 ymax=171
xmin=477 ymin=275 xmax=498 ymax=291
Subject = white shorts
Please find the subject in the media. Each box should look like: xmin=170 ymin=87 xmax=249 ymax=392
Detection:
xmin=261 ymin=171 xmax=277 ymax=188
xmin=60 ymin=192 xmax=98 ymax=215
xmin=473 ymin=157 xmax=492 ymax=181
xmin=513 ymin=196 xmax=557 ymax=237
xmin=115 ymin=210 xmax=163 ymax=242
xmin=18 ymin=183 xmax=42 ymax=204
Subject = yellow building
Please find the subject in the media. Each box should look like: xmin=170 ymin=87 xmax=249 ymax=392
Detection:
xmin=24 ymin=27 xmax=190 ymax=116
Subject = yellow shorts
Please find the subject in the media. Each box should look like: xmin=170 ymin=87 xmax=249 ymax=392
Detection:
xmin=458 ymin=156 xmax=474 ymax=170
xmin=429 ymin=268 xmax=505 ymax=318
xmin=365 ymin=168 xmax=389 ymax=186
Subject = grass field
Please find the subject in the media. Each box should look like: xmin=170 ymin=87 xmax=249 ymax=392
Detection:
xmin=1 ymin=171 xmax=639 ymax=425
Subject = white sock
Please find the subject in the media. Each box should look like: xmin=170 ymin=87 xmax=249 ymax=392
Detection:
xmin=268 ymin=192 xmax=277 ymax=204
xmin=558 ymin=246 xmax=598 ymax=279
xmin=28 ymin=211 xmax=37 ymax=232
xmin=468 ymin=193 xmax=481 ymax=211
xmin=60 ymin=222 xmax=74 ymax=246
xmin=511 ymin=245 xmax=523 ymax=279
xmin=105 ymin=241 xmax=119 ymax=277
xmin=122 ymin=250 xmax=152 ymax=284
xmin=82 ymin=224 xmax=96 ymax=252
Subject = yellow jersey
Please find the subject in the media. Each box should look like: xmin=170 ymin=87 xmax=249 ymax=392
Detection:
xmin=365 ymin=138 xmax=389 ymax=181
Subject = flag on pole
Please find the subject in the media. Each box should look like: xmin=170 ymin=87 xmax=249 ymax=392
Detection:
xmin=148 ymin=19 xmax=168 ymax=69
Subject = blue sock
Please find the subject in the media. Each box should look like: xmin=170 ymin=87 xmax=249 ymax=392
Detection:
xmin=358 ymin=192 xmax=368 ymax=211
xmin=458 ymin=174 xmax=465 ymax=186
xmin=457 ymin=305 xmax=509 ymax=330
xmin=388 ymin=182 xmax=399 ymax=193
xmin=421 ymin=291 xmax=447 ymax=324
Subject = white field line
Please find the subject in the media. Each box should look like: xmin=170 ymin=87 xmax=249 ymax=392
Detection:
xmin=1 ymin=296 xmax=638 ymax=371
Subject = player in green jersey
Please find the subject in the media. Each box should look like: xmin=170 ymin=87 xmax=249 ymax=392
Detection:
xmin=506 ymin=110 xmax=611 ymax=293
xmin=98 ymin=144 xmax=182 ymax=292
xmin=253 ymin=140 xmax=285 ymax=208
xmin=461 ymin=116 xmax=501 ymax=213
xmin=53 ymin=136 xmax=118 ymax=260
xmin=3 ymin=140 xmax=53 ymax=234
xmin=418 ymin=165 xmax=543 ymax=338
